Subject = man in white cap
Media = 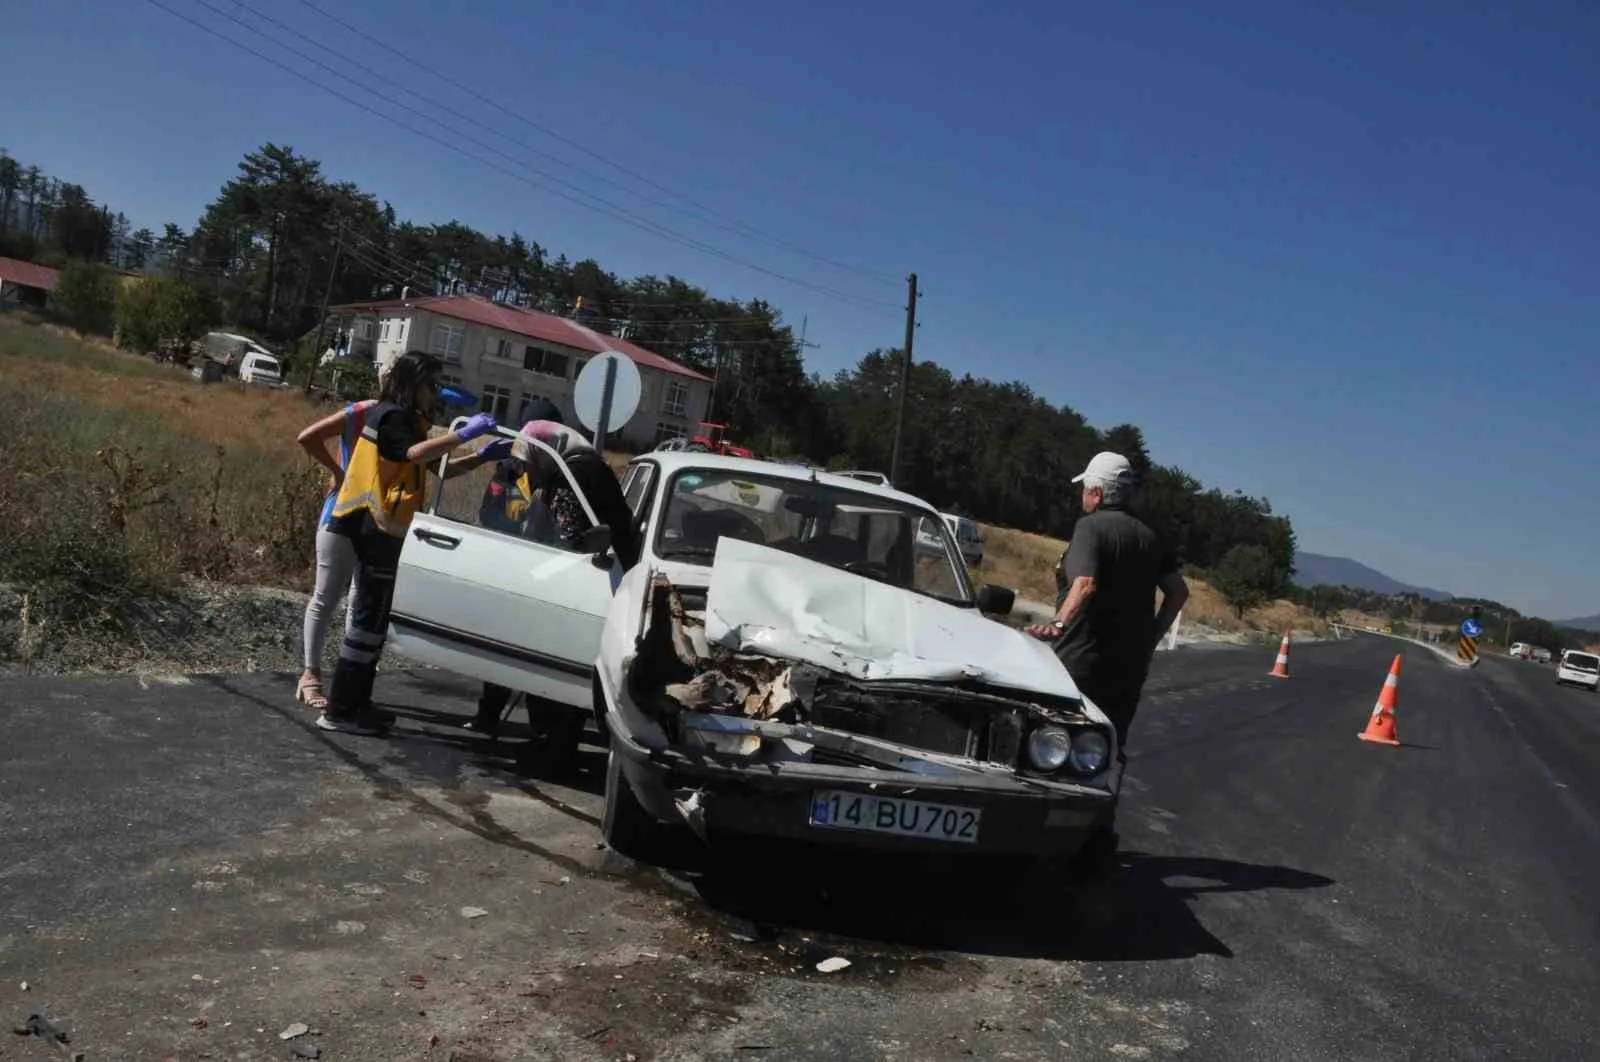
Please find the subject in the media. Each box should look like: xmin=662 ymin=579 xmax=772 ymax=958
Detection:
xmin=1027 ymin=450 xmax=1188 ymax=764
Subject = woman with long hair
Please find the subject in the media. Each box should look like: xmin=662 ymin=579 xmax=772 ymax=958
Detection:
xmin=292 ymin=393 xmax=379 ymax=710
xmin=319 ymin=350 xmax=508 ymax=734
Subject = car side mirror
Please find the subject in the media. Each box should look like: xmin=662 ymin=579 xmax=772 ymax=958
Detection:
xmin=977 ymin=583 xmax=1015 ymax=616
xmin=581 ymin=523 xmax=613 ymax=561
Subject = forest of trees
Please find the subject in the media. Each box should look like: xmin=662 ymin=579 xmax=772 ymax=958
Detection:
xmin=1286 ymin=584 xmax=1592 ymax=652
xmin=2 ymin=143 xmax=1298 ymax=584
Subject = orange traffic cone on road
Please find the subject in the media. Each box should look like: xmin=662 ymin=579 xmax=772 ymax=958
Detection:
xmin=1358 ymin=654 xmax=1403 ymax=746
xmin=1268 ymin=630 xmax=1292 ymax=678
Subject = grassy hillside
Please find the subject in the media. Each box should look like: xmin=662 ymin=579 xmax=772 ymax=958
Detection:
xmin=977 ymin=523 xmax=1327 ymax=638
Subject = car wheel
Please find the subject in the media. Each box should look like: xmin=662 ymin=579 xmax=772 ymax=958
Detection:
xmin=602 ymin=746 xmax=667 ymax=860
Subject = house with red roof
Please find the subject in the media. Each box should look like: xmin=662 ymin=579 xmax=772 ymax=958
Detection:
xmin=327 ymin=293 xmax=713 ymax=450
xmin=0 ymin=257 xmax=61 ymax=308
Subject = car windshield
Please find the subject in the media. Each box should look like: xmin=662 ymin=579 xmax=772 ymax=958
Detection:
xmin=1564 ymin=653 xmax=1598 ymax=671
xmin=654 ymin=468 xmax=973 ymax=605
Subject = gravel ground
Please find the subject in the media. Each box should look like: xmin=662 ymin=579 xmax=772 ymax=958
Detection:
xmin=0 ymin=580 xmax=317 ymax=676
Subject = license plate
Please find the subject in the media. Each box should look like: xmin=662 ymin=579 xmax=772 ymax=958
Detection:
xmin=808 ymin=790 xmax=981 ymax=844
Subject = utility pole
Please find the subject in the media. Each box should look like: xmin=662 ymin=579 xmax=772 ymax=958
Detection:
xmin=889 ymin=272 xmax=918 ymax=485
xmin=305 ymin=221 xmax=345 ymax=396
xmin=797 ymin=315 xmax=821 ymax=356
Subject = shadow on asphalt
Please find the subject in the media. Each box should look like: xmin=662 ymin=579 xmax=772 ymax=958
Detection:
xmin=654 ymin=843 xmax=1335 ymax=963
xmin=198 ymin=673 xmax=601 ymax=875
xmin=200 ymin=673 xmax=1335 ymax=964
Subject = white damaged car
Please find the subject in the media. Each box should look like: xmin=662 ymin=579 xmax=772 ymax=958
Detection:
xmin=389 ymin=444 xmax=1122 ymax=867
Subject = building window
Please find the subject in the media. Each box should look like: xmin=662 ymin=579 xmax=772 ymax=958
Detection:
xmin=380 ymin=320 xmax=391 ymax=341
xmin=429 ymin=322 xmax=465 ymax=363
xmin=516 ymin=393 xmax=548 ymax=423
xmin=356 ymin=318 xmax=374 ymax=339
xmin=396 ymin=319 xmax=408 ymax=345
xmin=654 ymin=421 xmax=687 ymax=445
xmin=481 ymin=385 xmax=512 ymax=421
xmin=440 ymin=374 xmax=463 ymax=389
xmin=662 ymin=381 xmax=689 ymax=417
xmin=487 ymin=337 xmax=515 ymax=360
xmin=524 ymin=345 xmax=571 ymax=378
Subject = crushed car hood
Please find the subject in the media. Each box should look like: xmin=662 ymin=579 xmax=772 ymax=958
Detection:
xmin=702 ymin=538 xmax=1084 ymax=702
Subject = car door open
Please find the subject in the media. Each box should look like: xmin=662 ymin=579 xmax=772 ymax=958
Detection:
xmin=389 ymin=424 xmax=620 ymax=706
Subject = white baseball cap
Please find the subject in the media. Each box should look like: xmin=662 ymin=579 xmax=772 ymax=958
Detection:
xmin=1071 ymin=451 xmax=1135 ymax=486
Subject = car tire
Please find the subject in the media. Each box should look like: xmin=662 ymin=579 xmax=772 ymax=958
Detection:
xmin=602 ymin=746 xmax=667 ymax=861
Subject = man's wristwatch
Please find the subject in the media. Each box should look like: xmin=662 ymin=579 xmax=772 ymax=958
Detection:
xmin=1050 ymin=619 xmax=1066 ymax=632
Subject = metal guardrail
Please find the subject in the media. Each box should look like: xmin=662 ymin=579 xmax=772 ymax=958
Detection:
xmin=1329 ymin=623 xmax=1480 ymax=667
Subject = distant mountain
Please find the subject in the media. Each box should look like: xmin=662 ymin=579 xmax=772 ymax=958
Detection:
xmin=1292 ymin=552 xmax=1453 ymax=600
xmin=1555 ymin=614 xmax=1600 ymax=633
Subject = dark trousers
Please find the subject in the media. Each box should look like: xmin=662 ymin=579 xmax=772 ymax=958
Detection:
xmin=327 ymin=531 xmax=404 ymax=715
xmin=477 ymin=682 xmax=513 ymax=728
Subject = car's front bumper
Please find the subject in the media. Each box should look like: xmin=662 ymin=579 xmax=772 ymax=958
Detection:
xmin=610 ymin=725 xmax=1118 ymax=859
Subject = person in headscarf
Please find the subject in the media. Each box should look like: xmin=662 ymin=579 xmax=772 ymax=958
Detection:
xmin=464 ymin=400 xmax=640 ymax=746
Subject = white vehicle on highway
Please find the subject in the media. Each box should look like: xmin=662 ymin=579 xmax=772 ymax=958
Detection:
xmin=1554 ymin=650 xmax=1599 ymax=691
xmin=1509 ymin=642 xmax=1532 ymax=660
xmin=388 ymin=441 xmax=1121 ymax=867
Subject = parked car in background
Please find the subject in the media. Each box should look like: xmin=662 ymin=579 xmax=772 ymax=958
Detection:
xmin=1555 ymin=649 xmax=1599 ymax=691
xmin=237 ymin=349 xmax=283 ymax=386
xmin=1533 ymin=647 xmax=1552 ymax=664
xmin=386 ymin=442 xmax=1120 ymax=874
xmin=943 ymin=513 xmax=985 ymax=567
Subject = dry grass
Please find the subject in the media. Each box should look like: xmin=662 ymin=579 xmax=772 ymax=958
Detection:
xmin=978 ymin=520 xmax=1326 ymax=638
xmin=978 ymin=524 xmax=1065 ymax=603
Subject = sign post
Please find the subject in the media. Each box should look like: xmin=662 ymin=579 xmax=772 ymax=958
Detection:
xmin=572 ymin=351 xmax=643 ymax=450
xmin=1458 ymin=614 xmax=1483 ymax=666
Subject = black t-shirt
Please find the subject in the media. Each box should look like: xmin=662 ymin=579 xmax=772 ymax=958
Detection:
xmin=1053 ymin=506 xmax=1177 ymax=693
xmin=374 ymin=406 xmax=426 ymax=462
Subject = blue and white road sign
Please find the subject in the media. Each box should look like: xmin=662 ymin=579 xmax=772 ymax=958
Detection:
xmin=1460 ymin=618 xmax=1483 ymax=638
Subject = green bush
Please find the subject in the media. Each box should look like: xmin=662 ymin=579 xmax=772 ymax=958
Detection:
xmin=114 ymin=275 xmax=217 ymax=357
xmin=1210 ymin=544 xmax=1279 ymax=618
xmin=52 ymin=261 xmax=119 ymax=335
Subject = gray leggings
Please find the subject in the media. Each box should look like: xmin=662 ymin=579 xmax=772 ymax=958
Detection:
xmin=301 ymin=525 xmax=359 ymax=671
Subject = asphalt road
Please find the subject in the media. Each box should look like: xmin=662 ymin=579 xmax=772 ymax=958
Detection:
xmin=0 ymin=637 xmax=1595 ymax=1061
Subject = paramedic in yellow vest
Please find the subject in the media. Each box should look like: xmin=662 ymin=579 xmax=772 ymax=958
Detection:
xmin=319 ymin=350 xmax=506 ymax=735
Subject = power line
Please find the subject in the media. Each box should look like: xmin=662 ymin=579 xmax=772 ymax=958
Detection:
xmin=143 ymin=0 xmax=901 ymax=315
xmin=287 ymin=0 xmax=898 ymax=287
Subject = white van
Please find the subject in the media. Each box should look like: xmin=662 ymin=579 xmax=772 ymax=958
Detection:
xmin=238 ymin=350 xmax=283 ymax=386
xmin=943 ymin=513 xmax=984 ymax=567
xmin=1509 ymin=642 xmax=1532 ymax=660
xmin=1555 ymin=649 xmax=1599 ymax=691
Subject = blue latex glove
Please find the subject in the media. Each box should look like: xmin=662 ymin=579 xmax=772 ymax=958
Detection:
xmin=477 ymin=437 xmax=513 ymax=461
xmin=456 ymin=412 xmax=497 ymax=442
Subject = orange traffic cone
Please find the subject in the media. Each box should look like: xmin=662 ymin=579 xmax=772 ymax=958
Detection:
xmin=1358 ymin=654 xmax=1403 ymax=746
xmin=1268 ymin=630 xmax=1292 ymax=678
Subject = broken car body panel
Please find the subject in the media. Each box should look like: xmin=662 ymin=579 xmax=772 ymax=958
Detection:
xmin=612 ymin=540 xmax=1120 ymax=858
xmin=702 ymin=537 xmax=1097 ymax=701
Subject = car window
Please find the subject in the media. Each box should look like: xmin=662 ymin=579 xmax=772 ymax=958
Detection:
xmin=623 ymin=462 xmax=657 ymax=517
xmin=428 ymin=440 xmax=595 ymax=555
xmin=1564 ymin=652 xmax=1598 ymax=671
xmin=655 ymin=468 xmax=971 ymax=604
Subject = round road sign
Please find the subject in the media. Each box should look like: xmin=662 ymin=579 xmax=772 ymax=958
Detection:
xmin=572 ymin=351 xmax=642 ymax=436
xmin=1460 ymin=618 xmax=1483 ymax=638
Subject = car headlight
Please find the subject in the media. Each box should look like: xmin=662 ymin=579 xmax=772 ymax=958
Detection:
xmin=1068 ymin=729 xmax=1110 ymax=774
xmin=1026 ymin=726 xmax=1072 ymax=771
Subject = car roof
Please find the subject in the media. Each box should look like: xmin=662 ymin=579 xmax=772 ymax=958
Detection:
xmin=632 ymin=452 xmax=941 ymax=514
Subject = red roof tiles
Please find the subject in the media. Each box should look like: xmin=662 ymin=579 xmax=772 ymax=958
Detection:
xmin=333 ymin=294 xmax=711 ymax=382
xmin=0 ymin=257 xmax=62 ymax=292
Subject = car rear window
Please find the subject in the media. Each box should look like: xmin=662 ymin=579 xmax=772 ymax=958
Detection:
xmin=1564 ymin=653 xmax=1599 ymax=671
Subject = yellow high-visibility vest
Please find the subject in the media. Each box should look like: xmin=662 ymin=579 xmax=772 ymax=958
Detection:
xmin=329 ymin=402 xmax=427 ymax=538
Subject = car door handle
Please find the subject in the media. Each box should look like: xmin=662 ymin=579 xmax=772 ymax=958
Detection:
xmin=412 ymin=528 xmax=461 ymax=549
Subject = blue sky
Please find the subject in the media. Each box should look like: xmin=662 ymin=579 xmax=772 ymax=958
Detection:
xmin=4 ymin=0 xmax=1597 ymax=618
